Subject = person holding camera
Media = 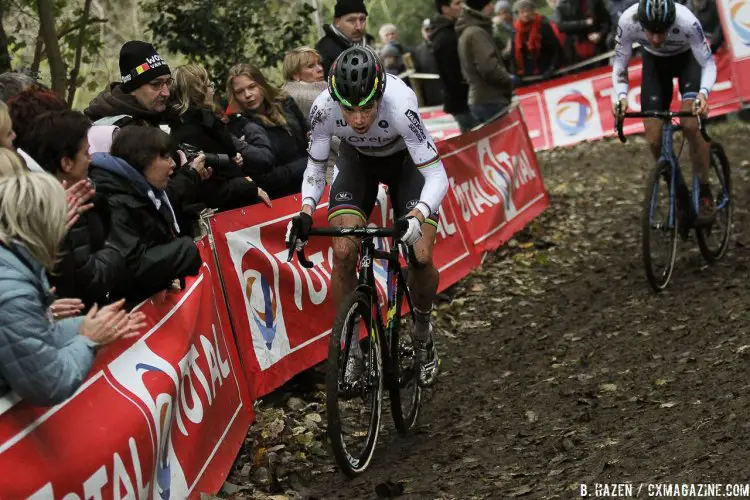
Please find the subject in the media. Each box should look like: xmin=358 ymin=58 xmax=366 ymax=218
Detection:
xmin=88 ymin=126 xmax=203 ymax=306
xmin=168 ymin=64 xmax=272 ymax=211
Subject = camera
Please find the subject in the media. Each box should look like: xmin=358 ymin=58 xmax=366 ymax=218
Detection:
xmin=177 ymin=143 xmax=233 ymax=170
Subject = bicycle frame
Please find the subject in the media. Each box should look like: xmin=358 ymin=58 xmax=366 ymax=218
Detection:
xmin=287 ymin=220 xmax=415 ymax=390
xmin=616 ymin=110 xmax=715 ymax=231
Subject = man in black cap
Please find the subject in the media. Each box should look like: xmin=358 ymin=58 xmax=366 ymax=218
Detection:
xmin=85 ymin=41 xmax=173 ymax=127
xmin=315 ymin=0 xmax=375 ymax=77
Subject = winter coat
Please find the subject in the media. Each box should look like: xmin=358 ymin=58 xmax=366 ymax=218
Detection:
xmin=316 ymin=24 xmax=376 ymax=77
xmin=456 ymin=6 xmax=514 ymax=107
xmin=555 ymin=0 xmax=611 ymax=61
xmin=83 ymin=83 xmax=201 ymax=219
xmin=411 ymin=40 xmax=445 ymax=107
xmin=281 ymin=81 xmax=328 ymax=119
xmin=0 ymin=242 xmax=93 ymax=406
xmin=52 ymin=193 xmax=124 ymax=309
xmin=89 ymin=153 xmax=202 ymax=305
xmin=226 ymin=97 xmax=308 ymax=199
xmin=430 ymin=15 xmax=471 ymax=115
xmin=84 ymin=83 xmax=168 ymax=127
xmin=169 ymin=106 xmax=262 ymax=210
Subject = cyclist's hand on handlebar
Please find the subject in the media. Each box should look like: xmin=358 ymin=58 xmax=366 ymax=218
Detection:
xmin=400 ymin=216 xmax=423 ymax=246
xmin=612 ymin=97 xmax=628 ymax=118
xmin=285 ymin=212 xmax=313 ymax=251
xmin=693 ymin=93 xmax=709 ymax=117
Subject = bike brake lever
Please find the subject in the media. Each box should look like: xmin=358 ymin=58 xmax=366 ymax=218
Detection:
xmin=297 ymin=249 xmax=314 ymax=269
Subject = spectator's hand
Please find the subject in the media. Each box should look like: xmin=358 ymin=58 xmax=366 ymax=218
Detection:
xmin=177 ymin=150 xmax=189 ymax=167
xmin=233 ymin=153 xmax=243 ymax=167
xmin=62 ymin=179 xmax=95 ymax=229
xmin=612 ymin=97 xmax=628 ymax=118
xmin=257 ymin=187 xmax=273 ymax=207
xmin=190 ymin=154 xmax=213 ymax=180
xmin=694 ymin=93 xmax=709 ymax=117
xmin=285 ymin=212 xmax=313 ymax=251
xmin=80 ymin=299 xmax=147 ymax=345
xmin=586 ymin=17 xmax=594 ymax=26
xmin=511 ymin=74 xmax=523 ymax=87
xmin=588 ymin=32 xmax=601 ymax=43
xmin=50 ymin=297 xmax=85 ymax=321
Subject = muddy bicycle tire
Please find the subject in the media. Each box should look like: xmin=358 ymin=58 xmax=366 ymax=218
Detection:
xmin=642 ymin=160 xmax=678 ymax=292
xmin=389 ymin=279 xmax=421 ymax=434
xmin=696 ymin=142 xmax=732 ymax=262
xmin=326 ymin=291 xmax=383 ymax=477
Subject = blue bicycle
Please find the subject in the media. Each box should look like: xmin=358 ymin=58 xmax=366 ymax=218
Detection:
xmin=616 ymin=110 xmax=732 ymax=292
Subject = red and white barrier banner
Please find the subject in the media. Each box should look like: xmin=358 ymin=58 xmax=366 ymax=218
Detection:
xmin=421 ymin=51 xmax=742 ymax=151
xmin=210 ymin=185 xmax=478 ymax=399
xmin=717 ymin=0 xmax=750 ymax=102
xmin=518 ymin=50 xmax=740 ymax=150
xmin=437 ymin=107 xmax=549 ymax=254
xmin=0 ymin=238 xmax=253 ymax=499
xmin=210 ymin=107 xmax=543 ymax=399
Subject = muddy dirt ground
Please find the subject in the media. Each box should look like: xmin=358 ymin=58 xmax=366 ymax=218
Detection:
xmin=226 ymin=119 xmax=750 ymax=500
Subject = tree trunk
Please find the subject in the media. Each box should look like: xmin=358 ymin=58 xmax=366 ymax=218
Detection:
xmin=31 ymin=31 xmax=44 ymax=76
xmin=67 ymin=0 xmax=93 ymax=104
xmin=0 ymin=3 xmax=13 ymax=73
xmin=36 ymin=0 xmax=66 ymax=97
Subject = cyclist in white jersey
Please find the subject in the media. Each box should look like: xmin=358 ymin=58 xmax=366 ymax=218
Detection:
xmin=612 ymin=0 xmax=717 ymax=223
xmin=284 ymin=46 xmax=448 ymax=386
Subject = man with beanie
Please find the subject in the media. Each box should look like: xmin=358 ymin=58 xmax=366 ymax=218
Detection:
xmin=315 ymin=0 xmax=375 ymax=77
xmin=431 ymin=0 xmax=478 ymax=133
xmin=85 ymin=41 xmax=173 ymax=127
xmin=457 ymin=0 xmax=514 ymax=124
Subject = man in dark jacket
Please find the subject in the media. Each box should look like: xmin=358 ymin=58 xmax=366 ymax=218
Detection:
xmin=457 ymin=0 xmax=515 ymax=124
xmin=89 ymin=127 xmax=202 ymax=306
xmin=412 ymin=18 xmax=445 ymax=107
xmin=430 ymin=0 xmax=478 ymax=132
xmin=555 ymin=0 xmax=611 ymax=64
xmin=315 ymin=0 xmax=375 ymax=77
xmin=85 ymin=41 xmax=172 ymax=127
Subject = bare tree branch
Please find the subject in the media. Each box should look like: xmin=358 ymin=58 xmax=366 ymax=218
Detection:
xmin=67 ymin=0 xmax=93 ymax=104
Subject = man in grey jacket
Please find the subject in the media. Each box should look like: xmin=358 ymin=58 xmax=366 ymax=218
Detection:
xmin=457 ymin=0 xmax=514 ymax=124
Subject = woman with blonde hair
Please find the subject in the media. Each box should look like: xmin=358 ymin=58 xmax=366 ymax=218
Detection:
xmin=0 ymin=100 xmax=17 ymax=150
xmin=169 ymin=64 xmax=272 ymax=209
xmin=0 ymin=173 xmax=146 ymax=406
xmin=226 ymin=63 xmax=307 ymax=199
xmin=282 ymin=46 xmax=326 ymax=117
xmin=0 ymin=147 xmax=25 ymax=177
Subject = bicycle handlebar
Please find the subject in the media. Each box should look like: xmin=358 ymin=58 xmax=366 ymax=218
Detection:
xmin=286 ymin=218 xmax=409 ymax=269
xmin=615 ymin=107 xmax=711 ymax=143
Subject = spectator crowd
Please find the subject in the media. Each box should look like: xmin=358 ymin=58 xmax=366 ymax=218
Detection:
xmin=0 ymin=0 xmax=727 ymax=407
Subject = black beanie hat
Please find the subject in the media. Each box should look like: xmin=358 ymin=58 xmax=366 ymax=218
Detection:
xmin=119 ymin=41 xmax=171 ymax=94
xmin=334 ymin=0 xmax=368 ymax=17
xmin=465 ymin=0 xmax=493 ymax=10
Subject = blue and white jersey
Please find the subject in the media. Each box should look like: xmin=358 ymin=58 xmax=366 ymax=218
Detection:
xmin=612 ymin=3 xmax=717 ymax=98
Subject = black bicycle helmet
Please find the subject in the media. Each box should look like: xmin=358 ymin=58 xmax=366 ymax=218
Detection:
xmin=637 ymin=0 xmax=676 ymax=33
xmin=328 ymin=46 xmax=386 ymax=109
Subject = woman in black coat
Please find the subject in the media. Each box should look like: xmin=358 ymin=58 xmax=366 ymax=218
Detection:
xmin=169 ymin=64 xmax=272 ymax=210
xmin=89 ymin=126 xmax=202 ymax=306
xmin=225 ymin=63 xmax=308 ymax=200
xmin=22 ymin=110 xmax=124 ymax=309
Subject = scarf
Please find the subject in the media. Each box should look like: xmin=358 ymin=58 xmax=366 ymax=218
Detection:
xmin=514 ymin=14 xmax=544 ymax=76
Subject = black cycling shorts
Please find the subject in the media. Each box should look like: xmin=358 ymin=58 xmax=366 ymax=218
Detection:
xmin=641 ymin=49 xmax=703 ymax=112
xmin=328 ymin=142 xmax=439 ymax=228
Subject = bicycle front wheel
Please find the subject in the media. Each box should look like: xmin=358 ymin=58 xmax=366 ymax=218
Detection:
xmin=389 ymin=281 xmax=421 ymax=434
xmin=642 ymin=161 xmax=678 ymax=292
xmin=327 ymin=290 xmax=383 ymax=477
xmin=696 ymin=142 xmax=732 ymax=262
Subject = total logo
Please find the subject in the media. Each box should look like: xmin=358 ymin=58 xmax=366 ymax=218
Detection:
xmin=729 ymin=0 xmax=750 ymax=45
xmin=554 ymin=90 xmax=594 ymax=136
xmin=244 ymin=271 xmax=277 ymax=350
